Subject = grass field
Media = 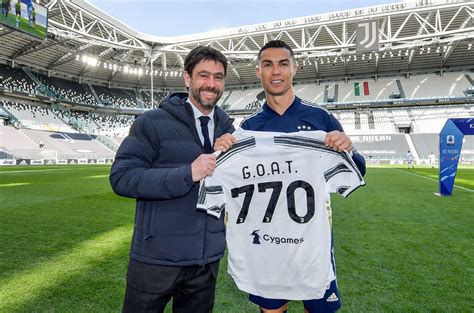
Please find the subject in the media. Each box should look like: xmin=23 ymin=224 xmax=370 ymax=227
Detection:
xmin=0 ymin=165 xmax=472 ymax=312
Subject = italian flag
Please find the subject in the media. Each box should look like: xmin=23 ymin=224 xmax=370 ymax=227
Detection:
xmin=354 ymin=81 xmax=370 ymax=96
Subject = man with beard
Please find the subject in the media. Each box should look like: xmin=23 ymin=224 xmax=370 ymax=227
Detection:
xmin=110 ymin=46 xmax=234 ymax=313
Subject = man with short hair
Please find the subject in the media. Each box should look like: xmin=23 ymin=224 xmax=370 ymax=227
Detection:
xmin=214 ymin=40 xmax=366 ymax=313
xmin=407 ymin=150 xmax=414 ymax=169
xmin=110 ymin=46 xmax=235 ymax=313
xmin=428 ymin=152 xmax=436 ymax=168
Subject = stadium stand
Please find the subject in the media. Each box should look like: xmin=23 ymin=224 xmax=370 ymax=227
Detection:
xmin=0 ymin=0 xmax=472 ymax=165
xmin=140 ymin=90 xmax=171 ymax=108
xmin=0 ymin=64 xmax=40 ymax=95
xmin=93 ymin=85 xmax=137 ymax=108
xmin=36 ymin=73 xmax=98 ymax=105
xmin=1 ymin=100 xmax=75 ymax=132
xmin=1 ymin=77 xmax=473 ymax=163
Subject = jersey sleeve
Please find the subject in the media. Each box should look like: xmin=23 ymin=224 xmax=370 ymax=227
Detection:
xmin=196 ymin=169 xmax=227 ymax=219
xmin=324 ymin=151 xmax=365 ymax=197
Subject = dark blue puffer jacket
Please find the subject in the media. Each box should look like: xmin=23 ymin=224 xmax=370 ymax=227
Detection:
xmin=110 ymin=92 xmax=235 ymax=266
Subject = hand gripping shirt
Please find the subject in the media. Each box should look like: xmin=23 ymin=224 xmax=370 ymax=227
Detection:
xmin=198 ymin=129 xmax=365 ymax=300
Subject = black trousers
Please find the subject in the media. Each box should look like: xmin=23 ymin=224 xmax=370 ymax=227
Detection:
xmin=122 ymin=259 xmax=220 ymax=313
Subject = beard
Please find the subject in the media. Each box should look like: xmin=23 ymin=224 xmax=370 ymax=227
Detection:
xmin=190 ymin=86 xmax=223 ymax=109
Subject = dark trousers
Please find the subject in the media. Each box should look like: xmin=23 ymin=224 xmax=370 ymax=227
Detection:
xmin=122 ymin=259 xmax=220 ymax=313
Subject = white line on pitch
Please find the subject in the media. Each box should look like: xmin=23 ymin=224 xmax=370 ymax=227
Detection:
xmin=395 ymin=169 xmax=474 ymax=193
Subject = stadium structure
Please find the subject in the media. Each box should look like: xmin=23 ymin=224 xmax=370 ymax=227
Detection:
xmin=0 ymin=0 xmax=473 ymax=166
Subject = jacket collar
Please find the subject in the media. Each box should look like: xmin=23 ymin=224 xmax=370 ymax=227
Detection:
xmin=161 ymin=92 xmax=234 ymax=137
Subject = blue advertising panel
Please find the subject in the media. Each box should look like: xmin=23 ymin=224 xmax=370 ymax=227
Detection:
xmin=439 ymin=118 xmax=474 ymax=196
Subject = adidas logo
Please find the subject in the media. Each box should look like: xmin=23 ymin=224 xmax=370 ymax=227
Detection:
xmin=326 ymin=292 xmax=339 ymax=302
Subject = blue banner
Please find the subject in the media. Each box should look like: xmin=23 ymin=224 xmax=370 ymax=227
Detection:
xmin=439 ymin=118 xmax=474 ymax=196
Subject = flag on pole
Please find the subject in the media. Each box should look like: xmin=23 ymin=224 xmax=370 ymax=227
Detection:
xmin=354 ymin=82 xmax=370 ymax=96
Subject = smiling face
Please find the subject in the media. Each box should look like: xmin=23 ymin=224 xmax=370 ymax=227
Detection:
xmin=184 ymin=59 xmax=225 ymax=114
xmin=256 ymin=47 xmax=297 ymax=99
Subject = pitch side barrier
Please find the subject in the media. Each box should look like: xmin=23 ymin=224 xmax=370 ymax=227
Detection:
xmin=0 ymin=158 xmax=114 ymax=166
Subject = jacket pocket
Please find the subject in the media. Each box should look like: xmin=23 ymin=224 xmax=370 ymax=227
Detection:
xmin=135 ymin=202 xmax=154 ymax=239
xmin=207 ymin=213 xmax=225 ymax=233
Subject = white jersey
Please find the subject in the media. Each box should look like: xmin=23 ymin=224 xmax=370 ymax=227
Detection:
xmin=198 ymin=129 xmax=365 ymax=300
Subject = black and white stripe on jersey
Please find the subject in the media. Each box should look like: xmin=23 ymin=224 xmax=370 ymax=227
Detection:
xmin=336 ymin=186 xmax=350 ymax=195
xmin=274 ymin=135 xmax=337 ymax=155
xmin=205 ymin=186 xmax=223 ymax=194
xmin=197 ymin=180 xmax=206 ymax=207
xmin=216 ymin=137 xmax=256 ymax=167
xmin=324 ymin=163 xmax=352 ymax=182
xmin=274 ymin=135 xmax=364 ymax=182
xmin=197 ymin=184 xmax=224 ymax=213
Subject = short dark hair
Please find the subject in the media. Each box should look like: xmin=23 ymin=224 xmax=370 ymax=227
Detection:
xmin=184 ymin=46 xmax=228 ymax=77
xmin=258 ymin=40 xmax=295 ymax=61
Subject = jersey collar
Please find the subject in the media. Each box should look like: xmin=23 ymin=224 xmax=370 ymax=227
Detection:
xmin=263 ymin=96 xmax=301 ymax=116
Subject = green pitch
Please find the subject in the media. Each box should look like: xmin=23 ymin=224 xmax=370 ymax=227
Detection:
xmin=0 ymin=165 xmax=472 ymax=311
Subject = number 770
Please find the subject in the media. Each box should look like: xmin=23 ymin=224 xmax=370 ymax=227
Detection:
xmin=230 ymin=180 xmax=315 ymax=224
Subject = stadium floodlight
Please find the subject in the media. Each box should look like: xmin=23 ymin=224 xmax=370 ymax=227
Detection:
xmin=468 ymin=43 xmax=472 ymax=50
xmin=124 ymin=66 xmax=129 ymax=74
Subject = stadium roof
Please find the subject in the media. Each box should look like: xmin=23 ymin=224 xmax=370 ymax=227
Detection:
xmin=0 ymin=0 xmax=473 ymax=89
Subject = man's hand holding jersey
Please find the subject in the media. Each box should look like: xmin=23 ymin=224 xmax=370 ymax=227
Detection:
xmin=214 ymin=133 xmax=236 ymax=152
xmin=191 ymin=154 xmax=217 ymax=182
xmin=324 ymin=131 xmax=352 ymax=152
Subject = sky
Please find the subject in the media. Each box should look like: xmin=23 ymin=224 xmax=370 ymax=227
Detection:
xmin=88 ymin=0 xmax=402 ymax=37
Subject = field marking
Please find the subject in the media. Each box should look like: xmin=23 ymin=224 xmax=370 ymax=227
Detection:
xmin=395 ymin=169 xmax=474 ymax=193
xmin=82 ymin=175 xmax=110 ymax=179
xmin=0 ymin=167 xmax=108 ymax=174
xmin=0 ymin=183 xmax=31 ymax=187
